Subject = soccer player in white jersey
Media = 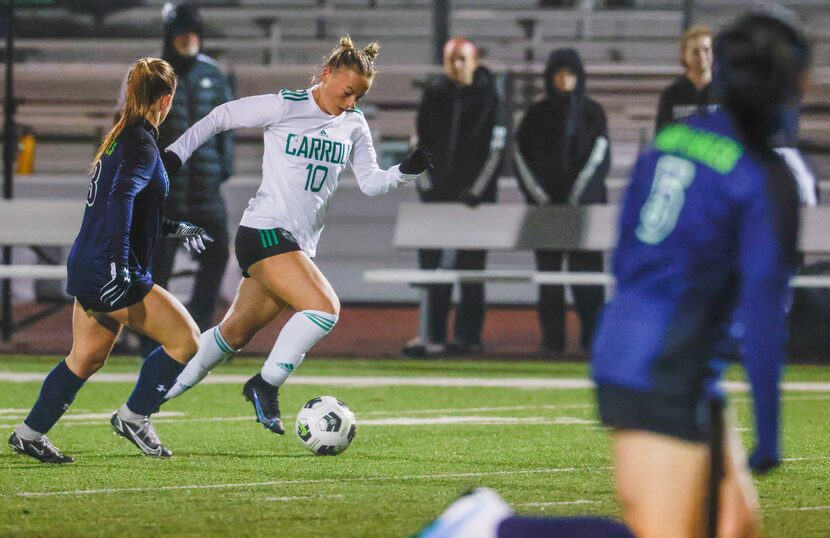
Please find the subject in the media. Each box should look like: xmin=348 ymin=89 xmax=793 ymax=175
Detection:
xmin=158 ymin=37 xmax=431 ymax=434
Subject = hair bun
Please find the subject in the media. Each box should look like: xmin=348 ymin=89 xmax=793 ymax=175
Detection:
xmin=363 ymin=42 xmax=380 ymax=61
xmin=339 ymin=36 xmax=355 ymax=51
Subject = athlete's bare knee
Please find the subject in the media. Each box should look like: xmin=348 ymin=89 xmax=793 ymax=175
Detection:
xmin=322 ymin=295 xmax=340 ymax=317
xmin=65 ymin=351 xmax=107 ymax=379
xmin=303 ymin=294 xmax=340 ymax=316
xmin=161 ymin=322 xmax=199 ymax=363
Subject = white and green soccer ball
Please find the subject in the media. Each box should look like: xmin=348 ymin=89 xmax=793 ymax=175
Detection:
xmin=295 ymin=396 xmax=357 ymax=456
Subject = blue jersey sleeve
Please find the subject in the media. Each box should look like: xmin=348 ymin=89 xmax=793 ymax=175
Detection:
xmin=105 ymin=128 xmax=158 ymax=265
xmin=736 ymin=175 xmax=791 ymax=463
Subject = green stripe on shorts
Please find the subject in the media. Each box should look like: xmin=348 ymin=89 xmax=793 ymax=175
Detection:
xmin=258 ymin=229 xmax=270 ymax=248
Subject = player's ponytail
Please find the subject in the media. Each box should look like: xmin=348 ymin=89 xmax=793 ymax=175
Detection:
xmin=315 ymin=36 xmax=380 ymax=82
xmin=92 ymin=57 xmax=176 ymax=170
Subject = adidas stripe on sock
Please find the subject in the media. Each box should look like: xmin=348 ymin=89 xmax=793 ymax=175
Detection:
xmin=260 ymin=310 xmax=338 ymax=387
xmin=164 ymin=327 xmax=238 ymax=400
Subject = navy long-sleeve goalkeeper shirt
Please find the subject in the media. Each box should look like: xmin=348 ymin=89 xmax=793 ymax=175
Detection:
xmin=591 ymin=110 xmax=799 ymax=454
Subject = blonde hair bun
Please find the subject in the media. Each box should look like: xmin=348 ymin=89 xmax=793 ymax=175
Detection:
xmin=339 ymin=36 xmax=355 ymax=51
xmin=363 ymin=42 xmax=380 ymax=61
xmin=318 ymin=37 xmax=380 ymax=81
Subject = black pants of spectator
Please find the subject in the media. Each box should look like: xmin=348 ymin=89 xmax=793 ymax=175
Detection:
xmin=139 ymin=215 xmax=230 ymax=357
xmin=418 ymin=249 xmax=487 ymax=345
xmin=535 ymin=250 xmax=605 ymax=351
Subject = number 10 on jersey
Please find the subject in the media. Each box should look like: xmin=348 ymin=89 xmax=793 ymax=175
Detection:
xmin=304 ymin=164 xmax=329 ymax=192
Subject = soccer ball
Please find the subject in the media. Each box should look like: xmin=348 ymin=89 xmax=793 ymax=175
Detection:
xmin=295 ymin=396 xmax=357 ymax=456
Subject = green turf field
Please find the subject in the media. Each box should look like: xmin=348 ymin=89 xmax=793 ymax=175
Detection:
xmin=1 ymin=356 xmax=828 ymax=537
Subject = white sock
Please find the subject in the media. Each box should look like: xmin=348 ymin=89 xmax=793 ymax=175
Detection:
xmin=164 ymin=326 xmax=238 ymax=400
xmin=15 ymin=423 xmax=43 ymax=441
xmin=117 ymin=404 xmax=145 ymax=422
xmin=260 ymin=310 xmax=338 ymax=387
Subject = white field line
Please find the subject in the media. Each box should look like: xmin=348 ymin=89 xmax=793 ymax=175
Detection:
xmin=359 ymin=403 xmax=593 ymax=416
xmin=359 ymin=416 xmax=597 ymax=426
xmin=0 ymin=408 xmax=35 ymax=414
xmin=515 ymin=500 xmax=601 ymax=507
xmin=731 ymin=395 xmax=830 ymax=402
xmin=0 ymin=415 xmax=598 ymax=429
xmin=2 ymin=371 xmax=830 ymax=392
xmin=9 ymin=466 xmax=613 ymax=498
xmin=780 ymin=505 xmax=830 ymax=511
xmin=0 ymin=372 xmax=592 ymax=389
xmin=0 ymin=411 xmax=184 ymax=427
xmin=260 ymin=494 xmax=343 ymax=502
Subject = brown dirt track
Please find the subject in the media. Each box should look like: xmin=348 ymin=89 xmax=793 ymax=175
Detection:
xmin=1 ymin=302 xmax=585 ymax=360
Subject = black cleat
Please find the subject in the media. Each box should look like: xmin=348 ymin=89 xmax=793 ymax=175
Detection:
xmin=8 ymin=432 xmax=74 ymax=464
xmin=110 ymin=413 xmax=172 ymax=458
xmin=243 ymin=373 xmax=285 ymax=434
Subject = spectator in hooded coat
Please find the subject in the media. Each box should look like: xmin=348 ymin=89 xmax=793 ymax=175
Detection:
xmin=515 ymin=48 xmax=610 ymax=355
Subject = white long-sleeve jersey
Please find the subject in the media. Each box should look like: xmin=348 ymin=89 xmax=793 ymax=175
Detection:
xmin=168 ymin=86 xmax=417 ymax=257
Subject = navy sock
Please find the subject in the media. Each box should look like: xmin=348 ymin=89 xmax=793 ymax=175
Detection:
xmin=23 ymin=360 xmax=86 ymax=435
xmin=125 ymin=347 xmax=185 ymax=416
xmin=497 ymin=516 xmax=634 ymax=538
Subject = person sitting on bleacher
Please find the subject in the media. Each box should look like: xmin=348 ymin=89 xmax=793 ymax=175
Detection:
xmin=515 ymin=48 xmax=610 ymax=356
xmin=655 ymin=24 xmax=718 ymax=133
xmin=403 ymin=37 xmax=506 ymax=358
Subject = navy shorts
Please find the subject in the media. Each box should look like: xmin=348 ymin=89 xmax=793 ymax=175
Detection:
xmin=72 ymin=276 xmax=154 ymax=314
xmin=235 ymin=225 xmax=302 ymax=278
xmin=595 ymin=384 xmax=711 ymax=443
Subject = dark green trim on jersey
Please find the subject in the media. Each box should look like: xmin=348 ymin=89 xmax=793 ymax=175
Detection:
xmin=346 ymin=107 xmax=363 ymax=116
xmin=280 ymin=89 xmax=309 ymax=101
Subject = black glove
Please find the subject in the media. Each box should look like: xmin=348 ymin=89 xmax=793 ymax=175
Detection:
xmin=459 ymin=191 xmax=482 ymax=208
xmin=99 ymin=261 xmax=131 ymax=308
xmin=162 ymin=150 xmax=183 ymax=176
xmin=164 ymin=220 xmax=214 ymax=253
xmin=399 ymin=147 xmax=433 ymax=175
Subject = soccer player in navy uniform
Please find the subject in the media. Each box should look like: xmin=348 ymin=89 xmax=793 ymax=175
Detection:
xmin=8 ymin=58 xmax=212 ymax=463
xmin=591 ymin=10 xmax=810 ymax=537
xmin=418 ymin=9 xmax=809 ymax=538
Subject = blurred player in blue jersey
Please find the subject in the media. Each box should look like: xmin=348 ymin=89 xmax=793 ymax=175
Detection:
xmin=591 ymin=9 xmax=810 ymax=537
xmin=8 ymin=58 xmax=212 ymax=463
xmin=418 ymin=8 xmax=809 ymax=538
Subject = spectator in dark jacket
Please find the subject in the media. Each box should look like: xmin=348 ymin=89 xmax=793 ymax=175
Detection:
xmin=404 ymin=37 xmax=506 ymax=357
xmin=140 ymin=2 xmax=234 ymax=355
xmin=515 ymin=47 xmax=610 ymax=355
xmin=655 ymin=25 xmax=718 ymax=132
